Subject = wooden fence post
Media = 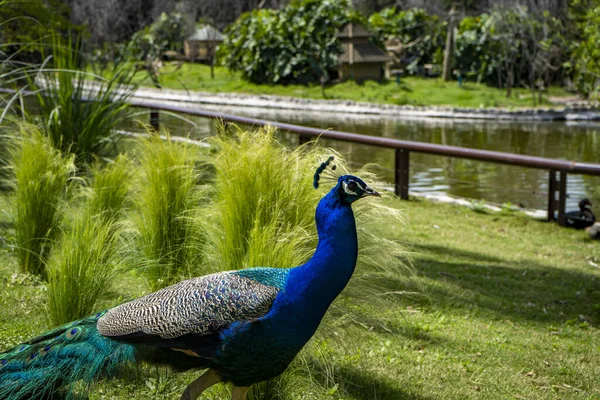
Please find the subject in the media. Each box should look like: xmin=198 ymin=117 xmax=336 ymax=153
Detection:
xmin=150 ymin=110 xmax=160 ymax=131
xmin=547 ymin=169 xmax=568 ymax=225
xmin=395 ymin=148 xmax=410 ymax=200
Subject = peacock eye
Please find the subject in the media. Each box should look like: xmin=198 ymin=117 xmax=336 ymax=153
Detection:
xmin=347 ymin=181 xmax=358 ymax=192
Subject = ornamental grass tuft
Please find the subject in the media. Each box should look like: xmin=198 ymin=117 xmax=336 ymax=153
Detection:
xmin=133 ymin=132 xmax=208 ymax=290
xmin=9 ymin=124 xmax=75 ymax=278
xmin=46 ymin=210 xmax=124 ymax=326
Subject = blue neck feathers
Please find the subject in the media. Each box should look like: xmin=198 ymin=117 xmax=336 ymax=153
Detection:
xmin=277 ymin=187 xmax=358 ymax=327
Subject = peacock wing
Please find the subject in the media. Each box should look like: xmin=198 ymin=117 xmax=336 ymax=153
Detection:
xmin=96 ymin=271 xmax=281 ymax=352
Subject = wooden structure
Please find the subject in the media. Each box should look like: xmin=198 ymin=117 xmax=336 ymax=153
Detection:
xmin=183 ymin=25 xmax=224 ymax=62
xmin=337 ymin=22 xmax=391 ymax=82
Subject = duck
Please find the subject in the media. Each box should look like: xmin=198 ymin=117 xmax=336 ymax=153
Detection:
xmin=565 ymin=198 xmax=595 ymax=230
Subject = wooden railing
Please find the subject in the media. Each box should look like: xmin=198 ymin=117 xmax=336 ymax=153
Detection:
xmin=3 ymin=86 xmax=599 ymax=226
xmin=128 ymin=99 xmax=600 ymax=226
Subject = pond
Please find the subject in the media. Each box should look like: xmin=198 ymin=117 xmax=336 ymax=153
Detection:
xmin=140 ymin=104 xmax=600 ymax=212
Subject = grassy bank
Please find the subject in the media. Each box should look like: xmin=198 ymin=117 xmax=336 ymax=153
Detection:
xmin=141 ymin=63 xmax=572 ymax=109
xmin=1 ymin=192 xmax=598 ymax=399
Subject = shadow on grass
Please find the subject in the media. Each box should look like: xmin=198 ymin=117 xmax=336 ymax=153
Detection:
xmin=412 ymin=243 xmax=600 ymax=326
xmin=309 ymin=361 xmax=434 ymax=400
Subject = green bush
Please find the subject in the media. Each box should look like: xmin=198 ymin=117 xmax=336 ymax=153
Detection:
xmin=10 ymin=124 xmax=75 ymax=278
xmin=220 ymin=0 xmax=351 ymax=85
xmin=456 ymin=8 xmax=565 ymax=90
xmin=126 ymin=12 xmax=192 ymax=62
xmin=46 ymin=155 xmax=132 ymax=325
xmin=369 ymin=7 xmax=446 ymax=74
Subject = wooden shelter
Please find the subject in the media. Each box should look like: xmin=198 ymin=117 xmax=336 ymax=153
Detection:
xmin=337 ymin=22 xmax=391 ymax=82
xmin=183 ymin=25 xmax=224 ymax=62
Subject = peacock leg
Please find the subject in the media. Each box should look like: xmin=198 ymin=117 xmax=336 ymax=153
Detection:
xmin=231 ymin=385 xmax=250 ymax=400
xmin=180 ymin=368 xmax=222 ymax=400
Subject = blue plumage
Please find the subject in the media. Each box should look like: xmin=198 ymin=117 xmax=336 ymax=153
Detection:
xmin=0 ymin=167 xmax=380 ymax=400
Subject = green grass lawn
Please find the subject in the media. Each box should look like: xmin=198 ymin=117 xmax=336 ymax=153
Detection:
xmin=141 ymin=63 xmax=572 ymax=109
xmin=1 ymin=193 xmax=598 ymax=399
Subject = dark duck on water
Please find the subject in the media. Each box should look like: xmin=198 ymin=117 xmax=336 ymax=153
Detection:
xmin=0 ymin=157 xmax=380 ymax=400
xmin=565 ymin=198 xmax=595 ymax=230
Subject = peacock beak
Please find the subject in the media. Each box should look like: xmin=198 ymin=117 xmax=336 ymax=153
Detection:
xmin=362 ymin=187 xmax=381 ymax=198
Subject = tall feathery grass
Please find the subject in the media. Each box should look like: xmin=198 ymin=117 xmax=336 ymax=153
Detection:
xmin=9 ymin=124 xmax=75 ymax=278
xmin=46 ymin=212 xmax=124 ymax=325
xmin=206 ymin=125 xmax=413 ymax=296
xmin=28 ymin=34 xmax=135 ymax=164
xmin=46 ymin=155 xmax=132 ymax=325
xmin=86 ymin=155 xmax=132 ymax=221
xmin=0 ymin=133 xmax=9 ymax=191
xmin=133 ymin=133 xmax=207 ymax=290
xmin=206 ymin=124 xmax=319 ymax=271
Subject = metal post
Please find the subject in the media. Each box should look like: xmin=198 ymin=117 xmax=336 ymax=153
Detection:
xmin=547 ymin=169 xmax=568 ymax=225
xmin=557 ymin=171 xmax=567 ymax=226
xmin=150 ymin=110 xmax=160 ymax=131
xmin=547 ymin=169 xmax=557 ymax=221
xmin=395 ymin=148 xmax=409 ymax=200
xmin=299 ymin=134 xmax=310 ymax=145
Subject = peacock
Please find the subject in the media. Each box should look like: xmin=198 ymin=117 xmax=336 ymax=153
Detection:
xmin=0 ymin=157 xmax=380 ymax=400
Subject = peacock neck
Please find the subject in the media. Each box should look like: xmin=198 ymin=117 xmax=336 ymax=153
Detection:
xmin=282 ymin=189 xmax=358 ymax=319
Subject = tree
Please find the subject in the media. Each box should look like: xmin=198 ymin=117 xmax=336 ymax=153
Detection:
xmin=368 ymin=7 xmax=446 ymax=74
xmin=0 ymin=0 xmax=74 ymax=63
xmin=570 ymin=0 xmax=600 ymax=99
xmin=455 ymin=6 xmax=565 ymax=102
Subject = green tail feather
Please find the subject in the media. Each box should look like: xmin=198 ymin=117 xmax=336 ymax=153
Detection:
xmin=0 ymin=311 xmax=136 ymax=400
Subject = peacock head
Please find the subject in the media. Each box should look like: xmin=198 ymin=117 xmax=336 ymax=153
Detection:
xmin=313 ymin=156 xmax=380 ymax=204
xmin=335 ymin=174 xmax=380 ymax=204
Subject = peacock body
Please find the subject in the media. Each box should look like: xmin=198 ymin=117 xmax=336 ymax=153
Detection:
xmin=0 ymin=162 xmax=379 ymax=400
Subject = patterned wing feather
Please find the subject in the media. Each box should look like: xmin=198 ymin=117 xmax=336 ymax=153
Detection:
xmin=97 ymin=272 xmax=280 ymax=342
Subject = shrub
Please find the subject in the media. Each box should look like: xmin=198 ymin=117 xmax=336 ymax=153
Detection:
xmin=368 ymin=7 xmax=446 ymax=74
xmin=220 ymin=0 xmax=350 ymax=85
xmin=46 ymin=156 xmax=131 ymax=325
xmin=206 ymin=125 xmax=319 ymax=271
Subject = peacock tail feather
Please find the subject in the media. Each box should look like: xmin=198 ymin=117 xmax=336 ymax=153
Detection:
xmin=0 ymin=311 xmax=136 ymax=400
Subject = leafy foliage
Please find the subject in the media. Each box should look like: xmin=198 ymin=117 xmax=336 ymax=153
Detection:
xmin=368 ymin=7 xmax=446 ymax=74
xmin=455 ymin=7 xmax=565 ymax=97
xmin=127 ymin=12 xmax=192 ymax=62
xmin=0 ymin=0 xmax=74 ymax=63
xmin=220 ymin=0 xmax=350 ymax=84
xmin=570 ymin=1 xmax=600 ymax=99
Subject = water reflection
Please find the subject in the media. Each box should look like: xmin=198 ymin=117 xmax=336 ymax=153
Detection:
xmin=138 ymin=104 xmax=600 ymax=211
